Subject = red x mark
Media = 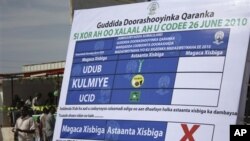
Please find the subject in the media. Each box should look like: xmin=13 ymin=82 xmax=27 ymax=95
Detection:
xmin=180 ymin=124 xmax=200 ymax=141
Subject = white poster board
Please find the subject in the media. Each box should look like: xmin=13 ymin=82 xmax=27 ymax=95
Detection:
xmin=54 ymin=0 xmax=250 ymax=140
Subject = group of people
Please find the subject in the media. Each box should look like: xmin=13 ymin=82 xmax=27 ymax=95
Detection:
xmin=9 ymin=92 xmax=57 ymax=141
xmin=12 ymin=92 xmax=55 ymax=111
xmin=12 ymin=105 xmax=56 ymax=141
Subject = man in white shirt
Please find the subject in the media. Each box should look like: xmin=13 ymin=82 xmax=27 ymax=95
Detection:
xmin=32 ymin=93 xmax=42 ymax=111
xmin=13 ymin=105 xmax=36 ymax=141
xmin=40 ymin=108 xmax=48 ymax=141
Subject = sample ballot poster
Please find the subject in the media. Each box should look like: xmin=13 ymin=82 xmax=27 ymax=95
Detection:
xmin=54 ymin=0 xmax=250 ymax=141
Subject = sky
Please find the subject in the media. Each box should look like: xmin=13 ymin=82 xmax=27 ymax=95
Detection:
xmin=0 ymin=0 xmax=71 ymax=73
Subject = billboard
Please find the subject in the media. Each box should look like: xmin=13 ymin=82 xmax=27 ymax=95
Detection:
xmin=54 ymin=0 xmax=250 ymax=140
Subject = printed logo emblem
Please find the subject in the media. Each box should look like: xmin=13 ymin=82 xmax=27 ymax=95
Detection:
xmin=148 ymin=2 xmax=159 ymax=15
xmin=130 ymin=91 xmax=141 ymax=102
xmin=230 ymin=125 xmax=250 ymax=141
xmin=213 ymin=31 xmax=224 ymax=45
xmin=131 ymin=74 xmax=144 ymax=88
xmin=138 ymin=59 xmax=144 ymax=73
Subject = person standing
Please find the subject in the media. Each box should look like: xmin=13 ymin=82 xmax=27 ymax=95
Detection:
xmin=32 ymin=92 xmax=42 ymax=113
xmin=45 ymin=106 xmax=56 ymax=141
xmin=13 ymin=105 xmax=36 ymax=141
xmin=40 ymin=108 xmax=48 ymax=141
xmin=11 ymin=101 xmax=24 ymax=141
xmin=35 ymin=116 xmax=42 ymax=141
xmin=25 ymin=96 xmax=32 ymax=107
